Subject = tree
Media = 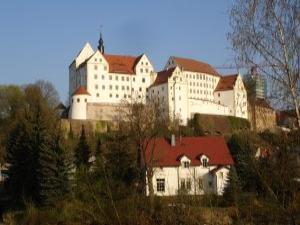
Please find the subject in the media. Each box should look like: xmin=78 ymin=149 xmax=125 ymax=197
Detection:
xmin=34 ymin=80 xmax=60 ymax=108
xmin=229 ymin=0 xmax=300 ymax=127
xmin=74 ymin=125 xmax=91 ymax=168
xmin=119 ymin=98 xmax=169 ymax=210
xmin=5 ymin=85 xmax=57 ymax=204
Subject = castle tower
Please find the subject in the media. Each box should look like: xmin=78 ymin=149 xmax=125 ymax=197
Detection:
xmin=69 ymin=86 xmax=91 ymax=120
xmin=97 ymin=32 xmax=105 ymax=54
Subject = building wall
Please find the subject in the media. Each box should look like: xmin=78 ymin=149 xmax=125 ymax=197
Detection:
xmin=148 ymin=163 xmax=230 ymax=196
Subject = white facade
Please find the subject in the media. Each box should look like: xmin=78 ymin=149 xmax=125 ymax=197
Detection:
xmin=149 ymin=161 xmax=230 ymax=196
xmin=68 ymin=40 xmax=248 ymax=124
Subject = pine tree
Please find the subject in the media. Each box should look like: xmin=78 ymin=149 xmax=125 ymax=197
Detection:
xmin=74 ymin=125 xmax=90 ymax=168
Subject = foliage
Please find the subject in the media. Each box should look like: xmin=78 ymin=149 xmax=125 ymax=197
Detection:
xmin=74 ymin=125 xmax=90 ymax=169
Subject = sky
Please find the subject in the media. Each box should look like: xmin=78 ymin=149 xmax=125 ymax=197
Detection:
xmin=0 ymin=0 xmax=236 ymax=102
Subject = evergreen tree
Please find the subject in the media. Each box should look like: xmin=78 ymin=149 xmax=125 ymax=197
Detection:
xmin=74 ymin=125 xmax=90 ymax=168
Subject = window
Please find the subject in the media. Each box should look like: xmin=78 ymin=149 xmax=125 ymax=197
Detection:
xmin=116 ymin=94 xmax=119 ymax=98
xmin=77 ymin=98 xmax=80 ymax=103
xmin=142 ymin=78 xmax=145 ymax=83
xmin=146 ymin=68 xmax=149 ymax=73
xmin=109 ymin=75 xmax=112 ymax=80
xmin=102 ymin=85 xmax=105 ymax=90
xmin=116 ymin=76 xmax=118 ymax=81
xmin=94 ymin=74 xmax=98 ymax=79
xmin=180 ymin=179 xmax=186 ymax=189
xmin=186 ymin=179 xmax=191 ymax=190
xmin=109 ymin=93 xmax=112 ymax=98
xmin=96 ymin=93 xmax=99 ymax=97
xmin=126 ymin=77 xmax=129 ymax=81
xmin=95 ymin=84 xmax=98 ymax=89
xmin=102 ymin=75 xmax=105 ymax=80
xmin=122 ymin=86 xmax=125 ymax=90
xmin=156 ymin=179 xmax=165 ymax=192
xmin=218 ymin=93 xmax=220 ymax=97
xmin=139 ymin=87 xmax=142 ymax=92
xmin=121 ymin=76 xmax=124 ymax=81
xmin=133 ymin=77 xmax=135 ymax=82
xmin=84 ymin=98 xmax=87 ymax=103
xmin=198 ymin=178 xmax=203 ymax=190
xmin=183 ymin=161 xmax=190 ymax=168
xmin=140 ymin=68 xmax=143 ymax=73
xmin=104 ymin=66 xmax=107 ymax=71
xmin=94 ymin=65 xmax=98 ymax=70
xmin=202 ymin=158 xmax=208 ymax=167
xmin=109 ymin=85 xmax=112 ymax=90
xmin=115 ymin=85 xmax=119 ymax=90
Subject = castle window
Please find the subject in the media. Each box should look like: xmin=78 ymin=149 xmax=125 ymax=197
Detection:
xmin=116 ymin=94 xmax=119 ymax=98
xmin=127 ymin=86 xmax=129 ymax=90
xmin=104 ymin=66 xmax=107 ymax=71
xmin=146 ymin=62 xmax=148 ymax=65
xmin=146 ymin=69 xmax=149 ymax=73
xmin=94 ymin=58 xmax=97 ymax=62
xmin=122 ymin=76 xmax=124 ymax=81
xmin=122 ymin=86 xmax=125 ymax=90
xmin=85 ymin=98 xmax=87 ymax=102
xmin=133 ymin=77 xmax=135 ymax=82
xmin=140 ymin=68 xmax=143 ymax=73
xmin=109 ymin=94 xmax=112 ymax=98
xmin=139 ymin=87 xmax=142 ymax=92
xmin=102 ymin=75 xmax=105 ymax=80
xmin=96 ymin=93 xmax=100 ymax=97
xmin=94 ymin=65 xmax=98 ymax=70
xmin=102 ymin=85 xmax=105 ymax=90
xmin=142 ymin=78 xmax=145 ymax=83
xmin=95 ymin=84 xmax=98 ymax=89
xmin=109 ymin=75 xmax=112 ymax=80
xmin=116 ymin=76 xmax=118 ymax=81
xmin=94 ymin=74 xmax=97 ymax=79
xmin=202 ymin=158 xmax=208 ymax=167
xmin=109 ymin=85 xmax=112 ymax=90
xmin=124 ymin=94 xmax=127 ymax=98
xmin=77 ymin=98 xmax=80 ymax=103
xmin=126 ymin=77 xmax=129 ymax=81
xmin=115 ymin=85 xmax=119 ymax=90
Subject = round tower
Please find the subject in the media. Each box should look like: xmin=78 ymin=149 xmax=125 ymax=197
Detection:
xmin=69 ymin=86 xmax=90 ymax=120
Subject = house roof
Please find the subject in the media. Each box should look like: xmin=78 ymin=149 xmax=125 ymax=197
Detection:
xmin=72 ymin=86 xmax=90 ymax=96
xmin=145 ymin=136 xmax=234 ymax=167
xmin=151 ymin=68 xmax=176 ymax=87
xmin=215 ymin=74 xmax=238 ymax=91
xmin=172 ymin=56 xmax=220 ymax=76
xmin=103 ymin=54 xmax=143 ymax=75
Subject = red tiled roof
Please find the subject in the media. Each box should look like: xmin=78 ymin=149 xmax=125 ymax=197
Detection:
xmin=144 ymin=136 xmax=234 ymax=167
xmin=172 ymin=56 xmax=220 ymax=76
xmin=103 ymin=54 xmax=143 ymax=74
xmin=72 ymin=86 xmax=90 ymax=96
xmin=215 ymin=74 xmax=238 ymax=91
xmin=151 ymin=68 xmax=176 ymax=87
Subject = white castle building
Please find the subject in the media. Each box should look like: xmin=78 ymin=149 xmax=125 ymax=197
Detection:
xmin=68 ymin=35 xmax=248 ymax=124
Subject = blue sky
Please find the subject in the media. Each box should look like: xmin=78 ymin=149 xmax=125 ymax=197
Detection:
xmin=0 ymin=0 xmax=236 ymax=102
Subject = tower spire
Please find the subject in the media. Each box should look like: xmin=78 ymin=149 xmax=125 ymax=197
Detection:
xmin=98 ymin=32 xmax=105 ymax=54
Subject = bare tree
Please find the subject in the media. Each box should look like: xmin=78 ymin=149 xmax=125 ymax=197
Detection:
xmin=119 ymin=97 xmax=169 ymax=208
xmin=229 ymin=0 xmax=300 ymax=127
xmin=34 ymin=80 xmax=60 ymax=108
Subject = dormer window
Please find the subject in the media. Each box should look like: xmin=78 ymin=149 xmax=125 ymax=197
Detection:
xmin=183 ymin=161 xmax=190 ymax=168
xmin=202 ymin=158 xmax=208 ymax=167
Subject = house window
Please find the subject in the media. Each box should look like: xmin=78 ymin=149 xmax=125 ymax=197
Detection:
xmin=156 ymin=179 xmax=165 ymax=192
xmin=183 ymin=161 xmax=190 ymax=168
xmin=186 ymin=179 xmax=191 ymax=190
xmin=180 ymin=179 xmax=186 ymax=189
xmin=202 ymin=158 xmax=208 ymax=167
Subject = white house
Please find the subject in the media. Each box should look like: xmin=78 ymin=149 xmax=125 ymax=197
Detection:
xmin=144 ymin=136 xmax=234 ymax=196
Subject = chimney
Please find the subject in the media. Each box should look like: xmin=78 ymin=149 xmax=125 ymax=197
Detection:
xmin=171 ymin=134 xmax=176 ymax=147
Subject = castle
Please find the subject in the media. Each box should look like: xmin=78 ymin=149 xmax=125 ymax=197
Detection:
xmin=68 ymin=35 xmax=248 ymax=125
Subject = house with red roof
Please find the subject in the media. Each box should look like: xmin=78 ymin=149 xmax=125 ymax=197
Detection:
xmin=144 ymin=135 xmax=234 ymax=196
